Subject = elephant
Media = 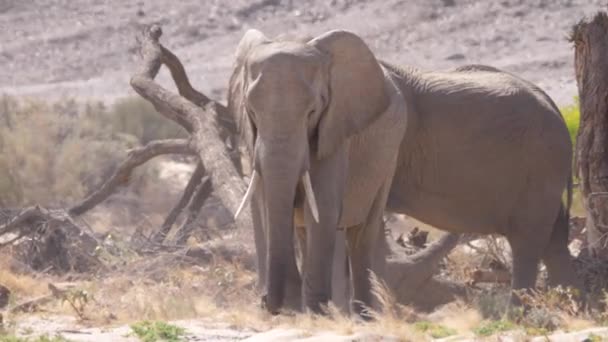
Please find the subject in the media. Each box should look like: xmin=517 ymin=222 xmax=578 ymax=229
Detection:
xmin=229 ymin=29 xmax=582 ymax=316
xmin=228 ymin=29 xmax=409 ymax=316
xmin=382 ymin=62 xmax=582 ymax=304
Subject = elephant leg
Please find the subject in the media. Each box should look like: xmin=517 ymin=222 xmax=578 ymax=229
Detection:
xmin=282 ymin=225 xmax=307 ymax=312
xmin=303 ymin=212 xmax=337 ymax=314
xmin=508 ymin=237 xmax=543 ymax=305
xmin=253 ymin=191 xmax=302 ymax=312
xmin=507 ymin=195 xmax=558 ymax=311
xmin=346 ymin=184 xmax=389 ymax=319
xmin=251 ymin=193 xmax=267 ymax=291
xmin=331 ymin=229 xmax=351 ymax=314
xmin=301 ymin=147 xmax=347 ymax=314
xmin=542 ymin=205 xmax=584 ymax=294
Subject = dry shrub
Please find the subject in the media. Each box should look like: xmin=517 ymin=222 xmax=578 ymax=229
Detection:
xmin=103 ymin=97 xmax=186 ymax=144
xmin=0 ymin=95 xmax=131 ymax=207
xmin=0 ymin=95 xmax=187 ymax=209
xmin=0 ymin=252 xmax=49 ymax=300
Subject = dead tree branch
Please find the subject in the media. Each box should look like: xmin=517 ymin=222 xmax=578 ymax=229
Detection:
xmin=174 ymin=176 xmax=213 ymax=244
xmin=129 ymin=25 xmax=252 ymax=231
xmin=0 ymin=206 xmax=48 ymax=239
xmin=156 ymin=31 xmax=243 ymax=175
xmin=152 ymin=162 xmax=206 ymax=243
xmin=69 ymin=139 xmax=195 ymax=216
xmin=3 ymin=25 xmax=249 ymax=257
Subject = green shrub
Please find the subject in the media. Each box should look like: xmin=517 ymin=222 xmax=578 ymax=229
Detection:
xmin=413 ymin=321 xmax=457 ymax=339
xmin=561 ymin=97 xmax=580 ymax=147
xmin=130 ymin=321 xmax=186 ymax=342
xmin=474 ymin=320 xmax=516 ymax=337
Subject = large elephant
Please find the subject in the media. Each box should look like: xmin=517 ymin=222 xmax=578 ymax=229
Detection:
xmin=228 ymin=29 xmax=409 ymax=315
xmin=383 ymin=62 xmax=582 ymax=302
xmin=230 ymin=29 xmax=582 ymax=315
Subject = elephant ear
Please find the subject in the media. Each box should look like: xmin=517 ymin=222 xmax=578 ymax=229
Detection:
xmin=309 ymin=30 xmax=390 ymax=159
xmin=228 ymin=29 xmax=270 ymax=156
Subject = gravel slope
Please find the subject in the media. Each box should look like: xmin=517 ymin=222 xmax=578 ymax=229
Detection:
xmin=1 ymin=0 xmax=604 ymax=105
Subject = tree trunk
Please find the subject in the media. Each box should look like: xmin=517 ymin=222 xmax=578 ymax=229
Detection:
xmin=572 ymin=12 xmax=608 ymax=257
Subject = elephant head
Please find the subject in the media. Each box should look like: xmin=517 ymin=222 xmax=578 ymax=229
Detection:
xmin=228 ymin=29 xmax=390 ymax=314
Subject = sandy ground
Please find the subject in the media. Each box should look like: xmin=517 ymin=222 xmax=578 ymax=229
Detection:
xmin=11 ymin=314 xmax=608 ymax=341
xmin=2 ymin=0 xmax=608 ymax=340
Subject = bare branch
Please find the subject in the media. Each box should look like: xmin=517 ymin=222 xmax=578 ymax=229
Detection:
xmin=174 ymin=176 xmax=213 ymax=244
xmin=159 ymin=44 xmax=242 ymax=175
xmin=152 ymin=161 xmax=206 ymax=243
xmin=129 ymin=25 xmax=252 ymax=230
xmin=69 ymin=139 xmax=194 ymax=216
xmin=160 ymin=45 xmax=237 ymax=132
xmin=0 ymin=206 xmax=45 ymax=236
xmin=161 ymin=46 xmax=213 ymax=108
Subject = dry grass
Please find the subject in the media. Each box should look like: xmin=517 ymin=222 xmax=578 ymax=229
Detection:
xmin=0 ymin=254 xmax=49 ymax=300
xmin=0 ymin=95 xmax=184 ymax=210
xmin=0 ymin=95 xmax=604 ymax=340
xmin=2 ymin=240 xmax=607 ymax=341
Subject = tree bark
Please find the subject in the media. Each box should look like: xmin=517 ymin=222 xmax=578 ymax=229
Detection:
xmin=571 ymin=12 xmax=608 ymax=257
xmin=129 ymin=25 xmax=252 ymax=233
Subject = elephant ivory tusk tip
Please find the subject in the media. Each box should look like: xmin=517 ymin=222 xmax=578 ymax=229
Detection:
xmin=302 ymin=171 xmax=320 ymax=223
xmin=235 ymin=171 xmax=259 ymax=220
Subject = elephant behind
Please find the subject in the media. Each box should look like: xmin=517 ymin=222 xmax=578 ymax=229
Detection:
xmin=383 ymin=62 xmax=581 ymax=301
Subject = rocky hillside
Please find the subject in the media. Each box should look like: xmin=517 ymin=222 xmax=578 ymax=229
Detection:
xmin=1 ymin=0 xmax=604 ymax=105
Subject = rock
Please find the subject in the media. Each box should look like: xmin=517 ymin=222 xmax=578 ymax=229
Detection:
xmin=446 ymin=53 xmax=466 ymax=61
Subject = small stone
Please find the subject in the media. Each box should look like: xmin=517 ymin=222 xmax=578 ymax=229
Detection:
xmin=446 ymin=53 xmax=465 ymax=60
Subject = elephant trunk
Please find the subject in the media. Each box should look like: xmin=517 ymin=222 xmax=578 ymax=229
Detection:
xmin=385 ymin=233 xmax=461 ymax=291
xmin=258 ymin=138 xmax=307 ymax=314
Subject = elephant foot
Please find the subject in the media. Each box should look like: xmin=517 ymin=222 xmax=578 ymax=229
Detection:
xmin=304 ymin=292 xmax=332 ymax=316
xmin=261 ymin=294 xmax=280 ymax=315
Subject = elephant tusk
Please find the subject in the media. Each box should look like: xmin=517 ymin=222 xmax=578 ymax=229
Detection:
xmin=235 ymin=170 xmax=260 ymax=220
xmin=302 ymin=171 xmax=320 ymax=223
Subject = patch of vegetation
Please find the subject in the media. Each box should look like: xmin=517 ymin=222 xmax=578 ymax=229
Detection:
xmin=0 ymin=95 xmax=183 ymax=207
xmin=104 ymin=97 xmax=186 ymax=144
xmin=0 ymin=335 xmax=71 ymax=342
xmin=130 ymin=321 xmax=186 ymax=342
xmin=474 ymin=320 xmax=516 ymax=337
xmin=472 ymin=289 xmax=510 ymax=320
xmin=561 ymin=97 xmax=580 ymax=147
xmin=412 ymin=321 xmax=457 ymax=339
xmin=587 ymin=333 xmax=603 ymax=342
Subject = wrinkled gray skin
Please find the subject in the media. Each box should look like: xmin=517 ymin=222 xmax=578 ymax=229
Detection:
xmin=229 ymin=29 xmax=408 ymax=315
xmin=384 ymin=62 xmax=582 ymax=304
xmin=230 ymin=29 xmax=582 ymax=316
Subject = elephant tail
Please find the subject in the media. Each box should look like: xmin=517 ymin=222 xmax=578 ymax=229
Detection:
xmin=566 ymin=171 xmax=573 ymax=223
xmin=551 ymin=172 xmax=573 ymax=248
